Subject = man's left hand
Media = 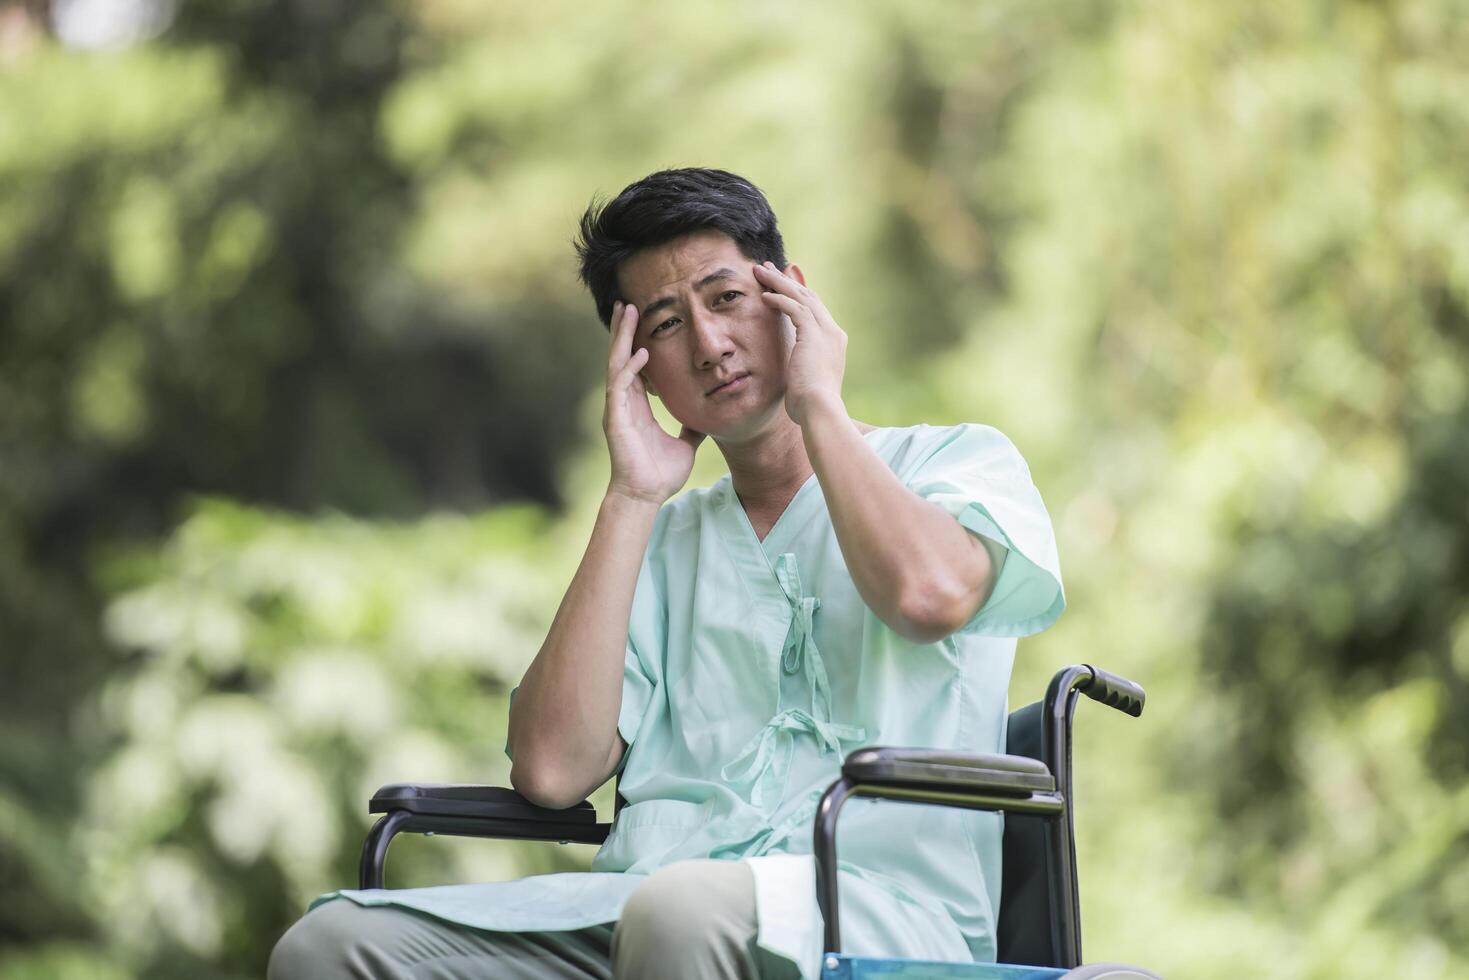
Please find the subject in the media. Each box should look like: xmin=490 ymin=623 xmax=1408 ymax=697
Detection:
xmin=753 ymin=261 xmax=848 ymax=427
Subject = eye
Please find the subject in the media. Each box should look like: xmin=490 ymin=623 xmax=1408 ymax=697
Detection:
xmin=717 ymin=290 xmax=741 ymax=304
xmin=651 ymin=317 xmax=680 ymax=335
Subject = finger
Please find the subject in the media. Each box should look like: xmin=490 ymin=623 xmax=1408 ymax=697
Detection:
xmin=606 ymin=353 xmax=649 ymax=429
xmin=757 ymin=264 xmax=833 ymax=326
xmin=608 ymin=302 xmax=639 ymax=377
xmin=618 ymin=303 xmax=640 ymax=359
xmin=606 ymin=301 xmax=624 ymax=377
xmin=608 ymin=300 xmax=624 ymax=349
xmin=759 ymin=290 xmax=818 ymax=332
xmin=753 ymin=261 xmax=816 ymax=299
xmin=611 ymin=345 xmax=649 ymax=391
xmin=751 ymin=261 xmax=802 ymax=297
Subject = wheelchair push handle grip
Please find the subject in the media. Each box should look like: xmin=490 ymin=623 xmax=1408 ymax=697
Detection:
xmin=1079 ymin=665 xmax=1145 ymax=717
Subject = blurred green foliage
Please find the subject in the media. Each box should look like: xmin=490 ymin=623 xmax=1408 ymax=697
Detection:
xmin=1 ymin=0 xmax=1466 ymax=977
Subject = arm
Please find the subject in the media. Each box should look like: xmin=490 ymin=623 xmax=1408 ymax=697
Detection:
xmin=507 ymin=491 xmax=657 ymax=808
xmin=508 ymin=301 xmax=702 ymax=808
xmin=802 ymin=402 xmax=996 ymax=643
xmin=753 ymin=261 xmax=996 ymax=643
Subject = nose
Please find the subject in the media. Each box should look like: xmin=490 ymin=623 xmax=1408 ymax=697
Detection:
xmin=689 ymin=307 xmax=734 ymax=370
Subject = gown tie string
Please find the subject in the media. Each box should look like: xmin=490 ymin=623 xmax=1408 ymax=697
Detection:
xmin=720 ymin=553 xmax=867 ymax=809
xmin=720 ymin=708 xmax=868 ymax=808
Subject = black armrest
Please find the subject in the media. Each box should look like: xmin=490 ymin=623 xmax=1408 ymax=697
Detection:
xmin=371 ymin=783 xmax=600 ymax=825
xmin=842 ymin=748 xmax=1056 ymax=796
xmin=367 ymin=783 xmax=609 ymax=844
xmin=360 ymin=783 xmax=610 ymax=889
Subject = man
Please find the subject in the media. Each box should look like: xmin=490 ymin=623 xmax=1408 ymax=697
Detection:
xmin=270 ymin=168 xmax=1064 ymax=979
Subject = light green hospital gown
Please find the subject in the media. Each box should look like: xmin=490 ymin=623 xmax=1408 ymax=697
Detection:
xmin=320 ymin=423 xmax=1064 ymax=979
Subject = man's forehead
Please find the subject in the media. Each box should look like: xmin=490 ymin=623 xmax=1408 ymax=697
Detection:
xmin=619 ymin=231 xmax=746 ymax=300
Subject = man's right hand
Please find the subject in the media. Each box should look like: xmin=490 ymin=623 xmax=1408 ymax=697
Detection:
xmin=603 ymin=300 xmax=705 ymax=504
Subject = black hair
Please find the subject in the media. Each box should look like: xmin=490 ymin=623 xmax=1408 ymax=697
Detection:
xmin=574 ymin=167 xmax=788 ymax=329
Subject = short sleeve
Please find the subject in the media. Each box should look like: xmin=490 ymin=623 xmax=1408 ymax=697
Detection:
xmin=616 ymin=536 xmax=665 ymax=761
xmin=615 ymin=636 xmax=656 ymax=755
xmin=905 ymin=424 xmax=1065 ymax=637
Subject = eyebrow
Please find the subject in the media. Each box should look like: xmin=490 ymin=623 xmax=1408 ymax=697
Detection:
xmin=639 ymin=268 xmax=740 ymax=323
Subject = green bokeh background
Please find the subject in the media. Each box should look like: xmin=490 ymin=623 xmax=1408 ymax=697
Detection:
xmin=2 ymin=1 xmax=1466 ymax=977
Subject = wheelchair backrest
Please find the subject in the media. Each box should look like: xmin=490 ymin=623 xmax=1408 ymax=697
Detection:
xmin=998 ymin=699 xmax=1060 ymax=966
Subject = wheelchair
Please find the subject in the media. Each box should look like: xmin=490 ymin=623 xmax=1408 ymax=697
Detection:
xmin=359 ymin=664 xmax=1158 ymax=978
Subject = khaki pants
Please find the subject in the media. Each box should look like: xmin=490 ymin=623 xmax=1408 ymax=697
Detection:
xmin=268 ymin=859 xmax=803 ymax=980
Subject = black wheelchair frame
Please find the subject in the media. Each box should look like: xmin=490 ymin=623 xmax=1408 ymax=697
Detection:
xmin=358 ymin=663 xmax=1145 ymax=971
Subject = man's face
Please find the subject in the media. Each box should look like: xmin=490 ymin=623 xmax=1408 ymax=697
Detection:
xmin=616 ymin=230 xmax=795 ymax=442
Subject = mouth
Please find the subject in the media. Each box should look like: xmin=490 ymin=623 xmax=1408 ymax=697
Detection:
xmin=705 ymin=373 xmax=751 ymax=397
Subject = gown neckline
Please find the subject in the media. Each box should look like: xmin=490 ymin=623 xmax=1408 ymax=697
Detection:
xmin=725 ymin=426 xmax=891 ymax=557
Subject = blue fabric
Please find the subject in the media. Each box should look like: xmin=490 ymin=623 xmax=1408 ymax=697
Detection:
xmin=821 ymin=954 xmax=1066 ymax=979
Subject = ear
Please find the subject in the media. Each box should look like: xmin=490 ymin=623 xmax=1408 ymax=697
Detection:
xmin=784 ymin=262 xmax=806 ymax=286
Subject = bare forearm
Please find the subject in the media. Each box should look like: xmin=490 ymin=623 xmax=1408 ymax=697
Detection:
xmin=508 ymin=491 xmax=659 ymax=806
xmin=802 ymin=400 xmax=993 ymax=642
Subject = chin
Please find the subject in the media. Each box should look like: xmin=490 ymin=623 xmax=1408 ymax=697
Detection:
xmin=703 ymin=398 xmax=791 ymax=445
